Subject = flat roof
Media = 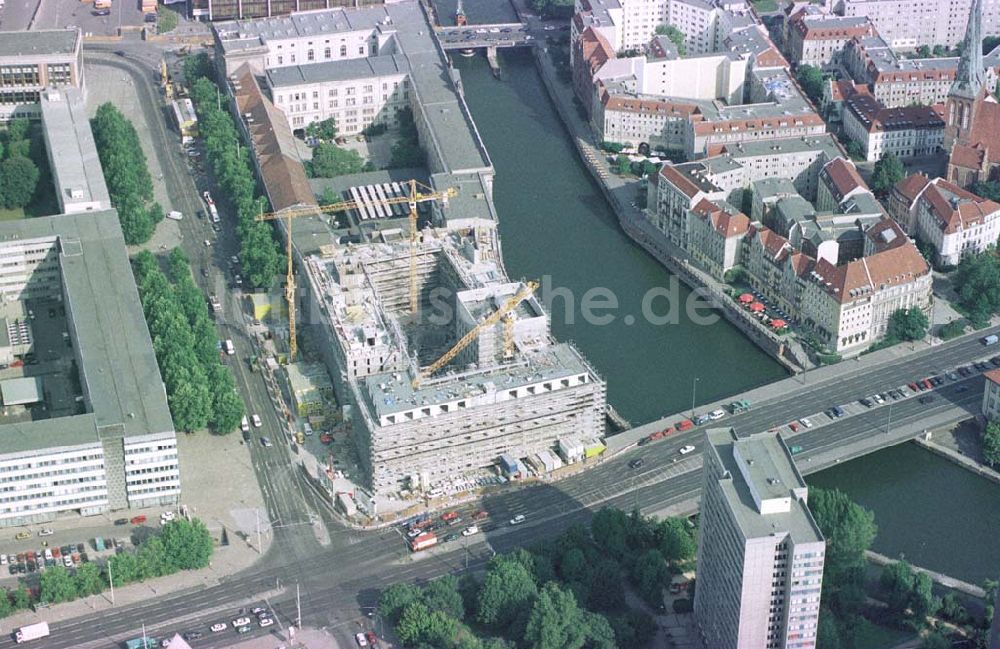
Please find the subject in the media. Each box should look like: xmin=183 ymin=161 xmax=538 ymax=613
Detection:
xmin=707 ymin=428 xmax=824 ymax=543
xmin=0 ymin=29 xmax=79 ymax=58
xmin=0 ymin=377 xmax=43 ymax=406
xmin=726 ymin=134 xmax=842 ymax=159
xmin=267 ymin=53 xmax=409 ymax=87
xmin=0 ymin=210 xmax=173 ymax=452
xmin=40 ymin=88 xmax=111 ymax=212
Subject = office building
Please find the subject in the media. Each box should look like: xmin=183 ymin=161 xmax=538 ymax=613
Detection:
xmin=0 ymin=29 xmax=84 ymax=122
xmin=39 ymin=88 xmax=112 ymax=214
xmin=695 ymin=428 xmax=825 ymax=649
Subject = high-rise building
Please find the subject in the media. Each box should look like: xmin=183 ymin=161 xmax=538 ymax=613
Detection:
xmin=695 ymin=428 xmax=826 ymax=649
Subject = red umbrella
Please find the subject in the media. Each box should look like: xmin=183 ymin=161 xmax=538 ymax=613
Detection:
xmin=738 ymin=293 xmax=753 ymax=303
xmin=749 ymin=302 xmax=765 ymax=312
xmin=770 ymin=319 xmax=787 ymax=329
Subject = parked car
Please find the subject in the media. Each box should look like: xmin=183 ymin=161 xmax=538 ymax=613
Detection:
xmin=210 ymin=623 xmax=227 ymax=633
xmin=679 ymin=445 xmax=696 ymax=455
xmin=509 ymin=514 xmax=526 ymax=526
xmin=130 ymin=515 xmax=147 ymax=525
xmin=259 ymin=617 xmax=274 ymax=628
xmin=462 ymin=525 xmax=479 ymax=536
xmin=628 ymin=458 xmax=644 ymax=469
xmin=366 ymin=632 xmax=379 ymax=647
xmin=14 ymin=531 xmax=30 ymax=541
xmin=38 ymin=528 xmax=53 ymax=537
xmin=356 ymin=632 xmax=369 ymax=647
xmin=799 ymin=418 xmax=813 ymax=428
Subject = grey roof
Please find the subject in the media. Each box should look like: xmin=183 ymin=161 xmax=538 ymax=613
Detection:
xmin=751 ymin=177 xmax=798 ymax=200
xmin=0 ymin=377 xmax=43 ymax=406
xmin=40 ymin=88 xmax=111 ymax=212
xmin=267 ymin=54 xmax=409 ymax=87
xmin=706 ymin=428 xmax=824 ymax=543
xmin=0 ymin=210 xmax=173 ymax=455
xmin=0 ymin=415 xmax=101 ymax=456
xmin=214 ymin=6 xmax=394 ymax=55
xmin=0 ymin=29 xmax=79 ymax=58
xmin=726 ymin=134 xmax=842 ymax=160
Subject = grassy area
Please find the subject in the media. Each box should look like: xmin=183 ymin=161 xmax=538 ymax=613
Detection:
xmin=853 ymin=618 xmax=913 ymax=649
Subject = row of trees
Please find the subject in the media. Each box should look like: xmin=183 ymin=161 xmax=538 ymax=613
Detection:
xmin=0 ymin=117 xmax=42 ymax=211
xmin=379 ymin=508 xmax=697 ymax=649
xmin=0 ymin=519 xmax=214 ymax=617
xmin=133 ymin=249 xmax=245 ymax=433
xmin=795 ymin=64 xmax=825 ymax=105
xmin=185 ymin=55 xmax=283 ymax=289
xmin=91 ymin=103 xmax=164 ymax=244
xmin=983 ymin=421 xmax=1000 ymax=468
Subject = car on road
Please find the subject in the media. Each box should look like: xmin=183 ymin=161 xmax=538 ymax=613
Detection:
xmin=693 ymin=414 xmax=711 ymax=425
xmin=366 ymin=632 xmax=379 ymax=647
xmin=210 ymin=623 xmax=227 ymax=633
xmin=443 ymin=532 xmax=460 ymax=542
xmin=356 ymin=632 xmax=369 ymax=647
xmin=789 ymin=445 xmax=803 ymax=454
xmin=509 ymin=514 xmax=526 ymax=526
xmin=131 ymin=515 xmax=147 ymax=525
xmin=543 ymin=25 xmax=555 ymax=30
xmin=679 ymin=445 xmax=696 ymax=455
xmin=241 ymin=416 xmax=250 ymax=433
xmin=232 ymin=617 xmax=251 ymax=628
xmin=260 ymin=436 xmax=273 ymax=448
xmin=462 ymin=525 xmax=479 ymax=536
xmin=14 ymin=531 xmax=30 ymax=541
xmin=259 ymin=617 xmax=274 ymax=628
xmin=799 ymin=418 xmax=813 ymax=428
xmin=707 ymin=408 xmax=726 ymax=420
xmin=183 ymin=632 xmax=204 ymax=641
xmin=628 ymin=458 xmax=644 ymax=469
xmin=919 ymin=395 xmax=936 ymax=404
xmin=251 ymin=414 xmax=262 ymax=428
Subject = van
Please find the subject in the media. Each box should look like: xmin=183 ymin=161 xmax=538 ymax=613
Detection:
xmin=224 ymin=339 xmax=235 ymax=355
xmin=983 ymin=334 xmax=998 ymax=346
xmin=303 ymin=423 xmax=313 ymax=436
xmin=240 ymin=416 xmax=250 ymax=433
xmin=251 ymin=414 xmax=262 ymax=427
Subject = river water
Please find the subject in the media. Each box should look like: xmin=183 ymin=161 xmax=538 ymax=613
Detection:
xmin=453 ymin=49 xmax=999 ymax=586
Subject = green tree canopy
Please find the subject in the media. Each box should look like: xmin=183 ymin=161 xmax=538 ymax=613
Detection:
xmin=655 ymin=517 xmax=696 ymax=563
xmin=795 ymin=64 xmax=825 ymax=104
xmin=160 ymin=518 xmax=214 ymax=570
xmin=523 ymin=583 xmax=587 ymax=649
xmin=396 ymin=602 xmax=458 ymax=647
xmin=40 ymin=566 xmax=78 ymax=604
xmin=423 ymin=574 xmax=466 ymax=620
xmin=306 ymin=117 xmax=338 ymax=141
xmin=887 ymin=307 xmax=929 ymax=342
xmin=629 ymin=548 xmax=669 ymax=606
xmin=809 ymin=488 xmax=877 ymax=578
xmin=74 ymin=562 xmax=106 ymax=597
xmin=477 ymin=555 xmax=539 ymax=629
xmin=308 ymin=143 xmax=367 ymax=178
xmin=984 ymin=421 xmax=1000 ymax=467
xmin=654 ymin=25 xmax=686 ymax=55
xmin=0 ymin=155 xmax=39 ymax=209
xmin=952 ymin=251 xmax=1000 ymax=326
xmin=870 ymin=153 xmax=905 ymax=196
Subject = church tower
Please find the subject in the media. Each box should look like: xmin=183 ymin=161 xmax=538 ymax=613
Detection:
xmin=945 ymin=0 xmax=985 ymax=151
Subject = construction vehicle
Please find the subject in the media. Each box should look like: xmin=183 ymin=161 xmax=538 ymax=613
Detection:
xmin=411 ymin=281 xmax=538 ymax=388
xmin=255 ymin=179 xmax=457 ymax=361
xmin=160 ymin=59 xmax=173 ymax=100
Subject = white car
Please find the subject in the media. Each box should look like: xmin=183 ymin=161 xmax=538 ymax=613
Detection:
xmin=509 ymin=514 xmax=526 ymax=526
xmin=1 ymin=554 xmax=8 ymax=565
xmin=232 ymin=617 xmax=251 ymax=628
xmin=38 ymin=527 xmax=54 ymax=537
xmin=241 ymin=416 xmax=250 ymax=433
xmin=63 ymin=555 xmax=74 ymax=568
xmin=210 ymin=623 xmax=227 ymax=633
xmin=708 ymin=408 xmax=726 ymax=421
xmin=160 ymin=511 xmax=176 ymax=523
xmin=355 ymin=632 xmax=369 ymax=647
xmin=252 ymin=414 xmax=262 ymax=428
xmin=259 ymin=617 xmax=274 ymax=628
xmin=800 ymin=418 xmax=813 ymax=428
xmin=462 ymin=525 xmax=479 ymax=536
xmin=202 ymin=191 xmax=214 ymax=205
xmin=679 ymin=445 xmax=696 ymax=455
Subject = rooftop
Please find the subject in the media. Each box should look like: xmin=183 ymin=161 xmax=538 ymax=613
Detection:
xmin=40 ymin=88 xmax=111 ymax=213
xmin=214 ymin=6 xmax=394 ymax=54
xmin=0 ymin=29 xmax=79 ymax=58
xmin=266 ymin=54 xmax=409 ymax=87
xmin=706 ymin=428 xmax=824 ymax=543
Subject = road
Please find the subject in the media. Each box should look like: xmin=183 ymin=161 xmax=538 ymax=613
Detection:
xmin=15 ymin=42 xmax=1000 ymax=649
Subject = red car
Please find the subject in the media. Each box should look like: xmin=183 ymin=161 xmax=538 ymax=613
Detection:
xmin=908 ymin=382 xmax=919 ymax=392
xmin=366 ymin=632 xmax=379 ymax=648
xmin=440 ymin=511 xmax=459 ymax=522
xmin=788 ymin=422 xmax=799 ymax=432
xmin=921 ymin=378 xmax=933 ymax=390
xmin=320 ymin=433 xmax=334 ymax=445
xmin=676 ymin=419 xmax=694 ymax=431
xmin=130 ymin=515 xmax=147 ymax=525
xmin=473 ymin=510 xmax=489 ymax=521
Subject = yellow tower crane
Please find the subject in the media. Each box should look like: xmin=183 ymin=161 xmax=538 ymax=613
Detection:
xmin=255 ymin=179 xmax=457 ymax=361
xmin=412 ymin=281 xmax=538 ymax=388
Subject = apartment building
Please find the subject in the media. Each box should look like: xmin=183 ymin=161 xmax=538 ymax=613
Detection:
xmin=982 ymin=369 xmax=1000 ymax=421
xmin=687 ymin=198 xmax=751 ymax=276
xmin=890 ymin=174 xmax=1000 ymax=266
xmin=695 ymin=428 xmax=825 ymax=649
xmin=266 ymin=57 xmax=409 ymax=133
xmin=593 ymin=83 xmax=704 ymax=152
xmin=843 ymin=35 xmax=1000 ymax=108
xmin=785 ymin=13 xmax=873 ymax=68
xmin=0 ymin=29 xmax=84 ymax=122
xmin=841 ymin=94 xmax=945 ymax=162
xmin=837 ymin=0 xmax=1000 ymax=49
xmin=0 ymin=211 xmax=179 ymax=526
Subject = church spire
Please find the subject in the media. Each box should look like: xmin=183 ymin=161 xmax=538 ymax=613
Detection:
xmin=952 ymin=0 xmax=985 ymax=100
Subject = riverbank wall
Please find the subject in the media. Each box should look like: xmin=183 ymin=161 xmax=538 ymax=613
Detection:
xmin=526 ymin=47 xmax=808 ymax=375
xmin=865 ymin=550 xmax=986 ymax=599
xmin=914 ymin=435 xmax=1000 ymax=486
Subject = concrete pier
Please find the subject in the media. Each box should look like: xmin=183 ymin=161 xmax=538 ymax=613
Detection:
xmin=486 ymin=46 xmax=501 ymax=77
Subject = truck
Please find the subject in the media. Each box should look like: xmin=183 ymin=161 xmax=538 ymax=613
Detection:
xmin=209 ymin=295 xmax=222 ymax=313
xmin=983 ymin=334 xmax=998 ymax=346
xmin=166 ymin=210 xmax=183 ymax=221
xmin=409 ymin=532 xmax=437 ymax=552
xmin=208 ymin=204 xmax=220 ymax=222
xmin=15 ymin=622 xmax=49 ymax=643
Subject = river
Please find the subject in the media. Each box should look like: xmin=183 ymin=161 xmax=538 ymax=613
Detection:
xmin=453 ymin=49 xmax=999 ymax=587
xmin=453 ymin=50 xmax=787 ymax=424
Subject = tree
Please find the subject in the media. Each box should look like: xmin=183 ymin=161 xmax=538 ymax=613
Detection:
xmin=795 ymin=64 xmax=825 ymax=104
xmin=654 ymin=25 xmax=686 ymax=56
xmin=523 ymin=583 xmax=587 ymax=649
xmin=582 ymin=612 xmax=616 ymax=649
xmin=816 ymin=613 xmax=840 ymax=649
xmin=871 ymin=153 xmax=905 ymax=196
xmin=918 ymin=632 xmax=950 ymax=649
xmin=74 ymin=562 xmax=106 ymax=597
xmin=7 ymin=117 xmax=30 ymax=142
xmin=586 ymin=559 xmax=625 ymax=612
xmin=932 ymin=44 xmax=947 ymax=57
xmin=629 ymin=548 xmax=669 ymax=606
xmin=306 ymin=117 xmax=338 ymax=141
xmin=476 ymin=555 xmax=539 ymax=628
xmin=809 ymin=489 xmax=877 ymax=578
xmin=887 ymin=307 xmax=929 ymax=342
xmin=159 ymin=518 xmax=214 ymax=570
xmin=40 ymin=565 xmax=79 ymax=604
xmin=590 ymin=508 xmax=629 ymax=559
xmin=182 ymin=52 xmax=213 ymax=84
xmin=158 ymin=6 xmax=179 ymax=32
xmin=559 ymin=547 xmax=589 ymax=583
xmin=380 ymin=582 xmax=422 ymax=621
xmin=881 ymin=559 xmax=916 ymax=618
xmin=937 ymin=592 xmax=967 ymax=624
xmin=609 ymin=610 xmax=656 ymax=648
xmin=984 ymin=421 xmax=1000 ymax=467
xmin=916 ymin=45 xmax=931 ymax=58
xmin=952 ymin=252 xmax=1000 ymax=325
xmin=396 ymin=602 xmax=458 ymax=647
xmin=0 ymin=155 xmax=39 ymax=209
xmin=910 ymin=572 xmax=936 ymax=623
xmin=308 ymin=143 xmax=366 ymax=178
xmin=423 ymin=574 xmax=466 ymax=620
xmin=11 ymin=585 xmax=31 ymax=610
xmin=614 ymin=155 xmax=631 ymax=176
xmin=655 ymin=517 xmax=696 ymax=563
xmin=845 ymin=140 xmax=865 ymax=161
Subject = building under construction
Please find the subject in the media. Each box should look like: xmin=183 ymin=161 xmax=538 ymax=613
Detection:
xmin=218 ymin=1 xmax=607 ymax=497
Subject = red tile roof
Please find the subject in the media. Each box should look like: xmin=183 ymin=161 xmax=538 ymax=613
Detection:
xmin=893 ymin=173 xmax=932 ymax=205
xmin=659 ymin=165 xmax=704 ymax=199
xmin=921 ymin=179 xmax=1000 ymax=234
xmin=692 ymin=200 xmax=750 ymax=238
xmin=810 ymin=242 xmax=929 ymax=303
xmin=985 ymin=368 xmax=1000 ymax=385
xmin=821 ymin=158 xmax=867 ymax=202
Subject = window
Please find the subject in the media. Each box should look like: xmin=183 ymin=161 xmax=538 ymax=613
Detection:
xmin=340 ymin=45 xmax=347 ymax=57
xmin=324 ymin=47 xmax=331 ymax=59
xmin=307 ymin=50 xmax=315 ymax=61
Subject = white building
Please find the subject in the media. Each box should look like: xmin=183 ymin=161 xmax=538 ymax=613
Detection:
xmin=838 ymin=0 xmax=1000 ymax=49
xmin=0 ymin=211 xmax=179 ymax=526
xmin=903 ymin=176 xmax=1000 ymax=267
xmin=785 ymin=13 xmax=873 ymax=68
xmin=39 ymin=88 xmax=111 ymax=214
xmin=842 ymin=94 xmax=946 ymax=162
xmin=983 ymin=369 xmax=1000 ymax=421
xmin=695 ymin=428 xmax=825 ymax=649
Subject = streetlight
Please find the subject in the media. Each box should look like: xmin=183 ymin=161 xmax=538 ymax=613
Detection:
xmin=690 ymin=377 xmax=700 ymax=419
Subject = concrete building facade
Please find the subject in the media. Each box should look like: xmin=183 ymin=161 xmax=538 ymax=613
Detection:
xmin=837 ymin=0 xmax=1000 ymax=49
xmin=982 ymin=369 xmax=1000 ymax=420
xmin=0 ymin=29 xmax=84 ymax=122
xmin=695 ymin=428 xmax=825 ymax=649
